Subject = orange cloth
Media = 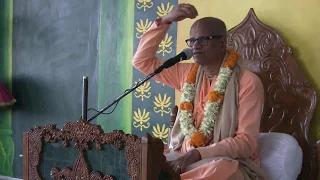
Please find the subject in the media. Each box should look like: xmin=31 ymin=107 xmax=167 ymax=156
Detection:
xmin=181 ymin=159 xmax=244 ymax=180
xmin=133 ymin=22 xmax=264 ymax=180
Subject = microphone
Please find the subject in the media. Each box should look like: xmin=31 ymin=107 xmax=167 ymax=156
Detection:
xmin=154 ymin=48 xmax=193 ymax=73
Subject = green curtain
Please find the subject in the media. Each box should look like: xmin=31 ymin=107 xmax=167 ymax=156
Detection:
xmin=97 ymin=0 xmax=134 ymax=133
xmin=0 ymin=0 xmax=14 ymax=177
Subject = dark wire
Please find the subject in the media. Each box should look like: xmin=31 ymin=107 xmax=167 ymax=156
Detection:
xmin=86 ymin=88 xmax=131 ymax=115
xmin=87 ymin=100 xmax=119 ymax=115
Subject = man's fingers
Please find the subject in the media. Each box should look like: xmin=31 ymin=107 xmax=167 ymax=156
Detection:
xmin=179 ymin=7 xmax=197 ymax=19
xmin=174 ymin=11 xmax=188 ymax=20
xmin=179 ymin=3 xmax=198 ymax=18
xmin=165 ymin=3 xmax=198 ymax=22
xmin=183 ymin=3 xmax=198 ymax=16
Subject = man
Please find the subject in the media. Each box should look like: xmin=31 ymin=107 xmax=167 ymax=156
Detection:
xmin=133 ymin=3 xmax=267 ymax=180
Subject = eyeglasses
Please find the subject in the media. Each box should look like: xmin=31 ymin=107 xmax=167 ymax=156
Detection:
xmin=185 ymin=36 xmax=223 ymax=47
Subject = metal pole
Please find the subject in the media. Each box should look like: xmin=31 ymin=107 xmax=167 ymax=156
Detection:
xmin=82 ymin=76 xmax=88 ymax=120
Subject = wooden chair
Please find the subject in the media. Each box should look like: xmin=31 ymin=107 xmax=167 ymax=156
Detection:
xmin=169 ymin=9 xmax=318 ymax=180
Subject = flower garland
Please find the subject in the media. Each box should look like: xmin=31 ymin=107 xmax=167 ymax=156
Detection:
xmin=179 ymin=50 xmax=240 ymax=147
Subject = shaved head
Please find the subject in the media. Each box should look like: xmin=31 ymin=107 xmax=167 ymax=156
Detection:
xmin=190 ymin=17 xmax=227 ymax=42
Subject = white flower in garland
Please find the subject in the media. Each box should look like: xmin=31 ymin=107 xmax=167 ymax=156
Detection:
xmin=180 ymin=83 xmax=196 ymax=102
xmin=214 ymin=67 xmax=233 ymax=93
xmin=199 ymin=101 xmax=220 ymax=135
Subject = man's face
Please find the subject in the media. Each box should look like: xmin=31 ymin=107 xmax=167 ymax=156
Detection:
xmin=188 ymin=23 xmax=223 ymax=65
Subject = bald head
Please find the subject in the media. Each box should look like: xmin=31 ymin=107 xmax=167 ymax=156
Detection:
xmin=190 ymin=17 xmax=227 ymax=42
xmin=188 ymin=17 xmax=227 ymax=66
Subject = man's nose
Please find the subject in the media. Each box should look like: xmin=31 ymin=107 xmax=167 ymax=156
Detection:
xmin=192 ymin=40 xmax=202 ymax=49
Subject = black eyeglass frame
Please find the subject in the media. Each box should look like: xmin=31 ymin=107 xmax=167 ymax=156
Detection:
xmin=185 ymin=35 xmax=223 ymax=47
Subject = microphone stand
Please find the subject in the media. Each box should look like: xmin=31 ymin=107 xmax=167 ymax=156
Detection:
xmin=87 ymin=65 xmax=166 ymax=122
